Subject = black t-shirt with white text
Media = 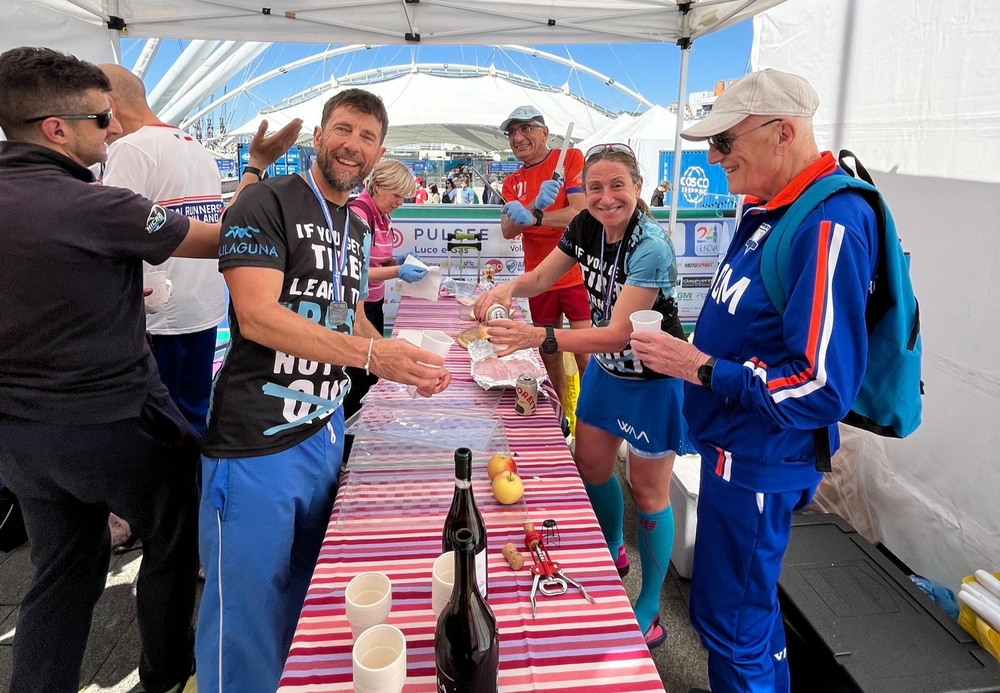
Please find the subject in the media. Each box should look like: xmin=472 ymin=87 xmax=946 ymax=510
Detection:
xmin=203 ymin=174 xmax=371 ymax=458
xmin=558 ymin=209 xmax=683 ymax=379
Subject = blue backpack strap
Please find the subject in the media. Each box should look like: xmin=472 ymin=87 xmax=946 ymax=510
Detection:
xmin=758 ymin=173 xmax=882 ymax=473
xmin=759 ymin=174 xmax=879 ymax=315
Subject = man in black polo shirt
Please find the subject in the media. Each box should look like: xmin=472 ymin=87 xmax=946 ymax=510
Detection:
xmin=0 ymin=47 xmax=236 ymax=693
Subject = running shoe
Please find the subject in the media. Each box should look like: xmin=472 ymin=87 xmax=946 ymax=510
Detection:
xmin=643 ymin=616 xmax=667 ymax=649
xmin=614 ymin=544 xmax=630 ymax=578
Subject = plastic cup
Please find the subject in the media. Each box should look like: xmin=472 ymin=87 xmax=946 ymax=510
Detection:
xmin=352 ymin=623 xmax=407 ymax=693
xmin=421 ymin=329 xmax=454 ymax=359
xmin=345 ymin=572 xmax=392 ymax=641
xmin=143 ymin=271 xmax=171 ymax=312
xmin=431 ymin=551 xmax=455 ymax=617
xmin=630 ymin=309 xmax=663 ymax=334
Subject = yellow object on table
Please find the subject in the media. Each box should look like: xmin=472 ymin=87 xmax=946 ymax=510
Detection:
xmin=563 ymin=351 xmax=580 ymax=435
xmin=958 ymin=571 xmax=1000 ymax=663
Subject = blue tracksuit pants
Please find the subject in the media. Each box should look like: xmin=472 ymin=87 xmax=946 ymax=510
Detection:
xmin=689 ymin=449 xmax=817 ymax=693
xmin=195 ymin=412 xmax=344 ymax=693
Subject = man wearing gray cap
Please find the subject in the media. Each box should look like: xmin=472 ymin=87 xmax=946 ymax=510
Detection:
xmin=630 ymin=69 xmax=882 ymax=693
xmin=499 ymin=105 xmax=589 ymax=408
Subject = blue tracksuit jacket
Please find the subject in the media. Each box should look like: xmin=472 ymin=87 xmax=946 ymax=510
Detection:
xmin=684 ymin=152 xmax=880 ymax=493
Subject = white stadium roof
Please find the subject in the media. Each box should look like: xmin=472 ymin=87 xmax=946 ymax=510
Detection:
xmin=228 ymin=69 xmax=617 ymax=152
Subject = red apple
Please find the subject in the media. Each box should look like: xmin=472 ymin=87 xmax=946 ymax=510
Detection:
xmin=486 ymin=453 xmax=517 ymax=480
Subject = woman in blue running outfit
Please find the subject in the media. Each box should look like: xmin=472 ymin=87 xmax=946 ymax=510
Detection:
xmin=474 ymin=143 xmax=690 ymax=649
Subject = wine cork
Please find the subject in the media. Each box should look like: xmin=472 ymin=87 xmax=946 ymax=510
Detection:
xmin=502 ymin=542 xmax=524 ymax=571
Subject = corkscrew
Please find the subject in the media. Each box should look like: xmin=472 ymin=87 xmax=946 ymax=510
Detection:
xmin=523 ymin=521 xmax=594 ymax=616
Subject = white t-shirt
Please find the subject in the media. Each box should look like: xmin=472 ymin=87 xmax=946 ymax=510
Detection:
xmin=103 ymin=124 xmax=225 ymax=335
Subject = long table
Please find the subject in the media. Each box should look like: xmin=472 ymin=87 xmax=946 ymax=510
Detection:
xmin=277 ymin=297 xmax=666 ymax=692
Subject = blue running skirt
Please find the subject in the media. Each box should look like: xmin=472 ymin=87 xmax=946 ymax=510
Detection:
xmin=576 ymin=357 xmax=693 ymax=458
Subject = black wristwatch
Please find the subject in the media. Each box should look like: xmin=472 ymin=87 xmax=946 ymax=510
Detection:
xmin=541 ymin=325 xmax=558 ymax=354
xmin=532 ymin=208 xmax=544 ymax=227
xmin=697 ymin=357 xmax=717 ymax=392
xmin=243 ymin=165 xmax=264 ymax=179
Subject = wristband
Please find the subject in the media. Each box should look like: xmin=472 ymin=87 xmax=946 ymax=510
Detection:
xmin=532 ymin=208 xmax=544 ymax=226
xmin=364 ymin=338 xmax=374 ymax=375
xmin=243 ymin=165 xmax=264 ymax=179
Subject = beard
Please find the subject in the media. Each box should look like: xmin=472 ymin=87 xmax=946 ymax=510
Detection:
xmin=317 ymin=146 xmax=367 ymax=192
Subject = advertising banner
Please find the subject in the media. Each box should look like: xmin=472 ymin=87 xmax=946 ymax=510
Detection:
xmin=215 ymin=158 xmax=237 ymax=179
xmin=380 ymin=207 xmax=734 ymax=326
xmin=658 ymin=151 xmax=737 ymax=211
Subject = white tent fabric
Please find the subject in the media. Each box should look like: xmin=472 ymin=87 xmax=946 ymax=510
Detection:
xmin=1 ymin=1 xmax=117 ymax=63
xmin=578 ymin=113 xmax=635 ymax=150
xmin=578 ymin=105 xmax=708 ymax=202
xmin=228 ymin=72 xmax=615 ymax=152
xmin=752 ymin=1 xmax=1000 ymax=185
xmin=754 ymin=0 xmax=1000 ymax=591
xmin=39 ymin=0 xmax=786 ymax=45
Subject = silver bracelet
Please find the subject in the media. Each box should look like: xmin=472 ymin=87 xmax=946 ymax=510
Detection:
xmin=364 ymin=338 xmax=374 ymax=375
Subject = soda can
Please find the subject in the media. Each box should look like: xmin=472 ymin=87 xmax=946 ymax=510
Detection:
xmin=514 ymin=374 xmax=538 ymax=416
xmin=486 ymin=303 xmax=509 ymax=322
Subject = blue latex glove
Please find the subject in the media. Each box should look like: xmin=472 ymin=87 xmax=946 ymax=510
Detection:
xmin=398 ymin=264 xmax=428 ymax=283
xmin=502 ymin=201 xmax=533 ymax=226
xmin=395 ymin=252 xmax=415 ymax=265
xmin=532 ymin=178 xmax=561 ymax=210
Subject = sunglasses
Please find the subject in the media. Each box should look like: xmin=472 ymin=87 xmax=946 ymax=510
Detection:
xmin=584 ymin=142 xmax=638 ymax=164
xmin=23 ymin=108 xmax=114 ymax=129
xmin=708 ymin=118 xmax=782 ymax=155
xmin=503 ymin=123 xmax=544 ymax=138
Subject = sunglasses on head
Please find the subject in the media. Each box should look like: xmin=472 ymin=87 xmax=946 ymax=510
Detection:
xmin=23 ymin=108 xmax=114 ymax=129
xmin=584 ymin=142 xmax=638 ymax=164
xmin=502 ymin=123 xmax=544 ymax=138
xmin=707 ymin=118 xmax=782 ymax=155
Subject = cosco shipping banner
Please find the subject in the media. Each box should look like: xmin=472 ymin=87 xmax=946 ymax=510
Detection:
xmin=658 ymin=151 xmax=737 ymax=211
xmin=380 ymin=207 xmax=734 ymax=327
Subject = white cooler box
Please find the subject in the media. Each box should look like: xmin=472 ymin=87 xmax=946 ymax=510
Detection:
xmin=668 ymin=454 xmax=702 ymax=579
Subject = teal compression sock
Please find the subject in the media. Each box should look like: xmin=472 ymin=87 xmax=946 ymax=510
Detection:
xmin=583 ymin=475 xmax=625 ymax=555
xmin=634 ymin=503 xmax=675 ymax=633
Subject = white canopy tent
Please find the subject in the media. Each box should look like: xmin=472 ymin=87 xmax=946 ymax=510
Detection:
xmin=577 ymin=105 xmax=709 ymax=203
xmin=0 ymin=0 xmax=117 ymax=65
xmin=16 ymin=0 xmax=786 ymax=231
xmin=25 ymin=0 xmax=783 ymax=46
xmin=227 ymin=70 xmax=616 ymax=152
xmin=754 ymin=0 xmax=1000 ymax=590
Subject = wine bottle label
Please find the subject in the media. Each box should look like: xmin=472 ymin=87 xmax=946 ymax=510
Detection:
xmin=476 ymin=548 xmax=488 ymax=598
xmin=454 ymin=478 xmax=472 ymax=489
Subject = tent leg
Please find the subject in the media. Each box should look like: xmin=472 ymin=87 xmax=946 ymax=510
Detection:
xmin=668 ymin=42 xmax=691 ymax=236
xmin=107 ymin=0 xmax=122 ymax=64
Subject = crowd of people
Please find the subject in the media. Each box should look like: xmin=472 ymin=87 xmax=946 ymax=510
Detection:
xmin=0 ymin=44 xmax=885 ymax=693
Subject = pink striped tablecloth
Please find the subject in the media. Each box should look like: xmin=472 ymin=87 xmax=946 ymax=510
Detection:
xmin=277 ymin=297 xmax=665 ymax=692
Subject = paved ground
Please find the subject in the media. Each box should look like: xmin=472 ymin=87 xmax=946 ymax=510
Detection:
xmin=0 ymin=460 xmax=709 ymax=693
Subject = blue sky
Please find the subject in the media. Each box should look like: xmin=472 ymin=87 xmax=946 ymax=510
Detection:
xmin=122 ymin=20 xmax=752 ymax=130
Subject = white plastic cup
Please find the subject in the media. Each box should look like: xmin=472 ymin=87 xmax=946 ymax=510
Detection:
xmin=421 ymin=329 xmax=455 ymax=359
xmin=345 ymin=572 xmax=392 ymax=641
xmin=352 ymin=623 xmax=407 ymax=693
xmin=143 ymin=271 xmax=171 ymax=312
xmin=431 ymin=551 xmax=455 ymax=617
xmin=629 ymin=309 xmax=663 ymax=334
xmin=407 ymin=330 xmax=455 ymax=398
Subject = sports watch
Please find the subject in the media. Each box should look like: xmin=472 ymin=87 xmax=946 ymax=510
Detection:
xmin=243 ymin=165 xmax=264 ymax=179
xmin=697 ymin=357 xmax=717 ymax=392
xmin=541 ymin=325 xmax=558 ymax=354
xmin=532 ymin=208 xmax=544 ymax=226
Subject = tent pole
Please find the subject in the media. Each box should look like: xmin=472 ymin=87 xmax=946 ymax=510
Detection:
xmin=668 ymin=40 xmax=691 ymax=236
xmin=107 ymin=0 xmax=122 ymax=64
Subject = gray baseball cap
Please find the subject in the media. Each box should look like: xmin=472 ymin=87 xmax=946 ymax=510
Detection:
xmin=500 ymin=105 xmax=546 ymax=132
xmin=681 ymin=69 xmax=819 ymax=141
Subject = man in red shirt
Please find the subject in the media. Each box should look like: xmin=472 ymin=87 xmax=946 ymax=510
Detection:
xmin=500 ymin=106 xmax=589 ymax=406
